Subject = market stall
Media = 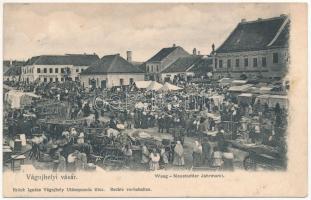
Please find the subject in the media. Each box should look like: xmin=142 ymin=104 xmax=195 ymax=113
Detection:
xmin=238 ymin=93 xmax=253 ymax=105
xmin=255 ymin=95 xmax=288 ymax=109
xmin=159 ymin=82 xmax=183 ymax=92
xmin=5 ymin=90 xmax=41 ymax=109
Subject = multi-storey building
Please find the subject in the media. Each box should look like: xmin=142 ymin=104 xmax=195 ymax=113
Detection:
xmin=21 ymin=54 xmax=99 ymax=83
xmin=212 ymin=15 xmax=289 ymax=80
xmin=140 ymin=44 xmax=190 ymax=81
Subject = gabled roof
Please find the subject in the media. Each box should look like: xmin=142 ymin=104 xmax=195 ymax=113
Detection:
xmin=148 ymin=47 xmax=179 ymax=62
xmin=24 ymin=54 xmax=99 ymax=66
xmin=161 ymin=55 xmax=202 ymax=73
xmin=80 ymin=54 xmax=144 ymax=75
xmin=216 ymin=15 xmax=290 ymax=53
xmin=147 ymin=46 xmax=189 ymax=62
xmin=4 ymin=66 xmax=22 ymax=76
xmin=65 ymin=54 xmax=100 ymax=66
xmin=161 ymin=56 xmax=213 ymax=73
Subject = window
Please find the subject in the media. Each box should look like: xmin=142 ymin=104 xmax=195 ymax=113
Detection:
xmin=61 ymin=68 xmax=64 ymax=73
xmin=75 ymin=77 xmax=79 ymax=81
xmin=61 ymin=78 xmax=64 ymax=82
xmin=219 ymin=60 xmax=223 ymax=68
xmin=50 ymin=78 xmax=53 ymax=82
xmin=235 ymin=59 xmax=240 ymax=67
xmin=151 ymin=66 xmax=154 ymax=72
xmin=253 ymin=58 xmax=258 ymax=67
xmin=244 ymin=58 xmax=248 ymax=67
xmin=49 ymin=68 xmax=53 ymax=73
xmin=55 ymin=78 xmax=59 ymax=82
xmin=55 ymin=68 xmax=59 ymax=73
xmin=37 ymin=68 xmax=41 ymax=73
xmin=120 ymin=79 xmax=124 ymax=86
xmin=215 ymin=58 xmax=218 ymax=68
xmin=81 ymin=69 xmax=84 ymax=72
xmin=227 ymin=59 xmax=231 ymax=68
xmin=76 ymin=69 xmax=79 ymax=73
xmin=262 ymin=57 xmax=267 ymax=67
xmin=130 ymin=78 xmax=134 ymax=85
xmin=44 ymin=68 xmax=47 ymax=73
xmin=273 ymin=53 xmax=278 ymax=63
xmin=44 ymin=78 xmax=47 ymax=82
xmin=156 ymin=65 xmax=159 ymax=72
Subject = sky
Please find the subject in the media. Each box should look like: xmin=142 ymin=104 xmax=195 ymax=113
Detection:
xmin=4 ymin=3 xmax=293 ymax=62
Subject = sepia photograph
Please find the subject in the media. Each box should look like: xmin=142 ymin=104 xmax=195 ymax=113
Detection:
xmin=2 ymin=2 xmax=308 ymax=197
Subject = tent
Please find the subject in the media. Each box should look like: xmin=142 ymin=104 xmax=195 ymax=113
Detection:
xmin=228 ymin=84 xmax=253 ymax=93
xmin=134 ymin=81 xmax=152 ymax=89
xmin=238 ymin=93 xmax=253 ymax=104
xmin=159 ymin=82 xmax=183 ymax=92
xmin=255 ymin=95 xmax=288 ymax=109
xmin=231 ymin=80 xmax=248 ymax=86
xmin=5 ymin=90 xmax=41 ymax=109
xmin=146 ymin=81 xmax=163 ymax=91
xmin=259 ymin=86 xmax=273 ymax=94
xmin=218 ymin=78 xmax=233 ymax=86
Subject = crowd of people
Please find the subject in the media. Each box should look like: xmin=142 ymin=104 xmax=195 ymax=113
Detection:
xmin=4 ymin=78 xmax=288 ymax=171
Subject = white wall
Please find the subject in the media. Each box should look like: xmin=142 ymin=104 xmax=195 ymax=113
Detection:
xmin=80 ymin=73 xmax=145 ymax=88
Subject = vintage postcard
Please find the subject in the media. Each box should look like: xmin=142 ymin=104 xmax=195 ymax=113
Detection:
xmin=2 ymin=2 xmax=308 ymax=197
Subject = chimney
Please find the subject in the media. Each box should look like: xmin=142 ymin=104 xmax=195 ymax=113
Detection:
xmin=173 ymin=44 xmax=176 ymax=47
xmin=241 ymin=18 xmax=246 ymax=23
xmin=212 ymin=44 xmax=215 ymax=53
xmin=193 ymin=48 xmax=197 ymax=55
xmin=126 ymin=51 xmax=132 ymax=62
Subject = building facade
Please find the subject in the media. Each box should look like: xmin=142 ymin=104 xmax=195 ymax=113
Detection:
xmin=80 ymin=54 xmax=145 ymax=89
xmin=161 ymin=55 xmax=213 ymax=82
xmin=21 ymin=54 xmax=99 ymax=83
xmin=212 ymin=15 xmax=290 ymax=80
xmin=141 ymin=44 xmax=190 ymax=81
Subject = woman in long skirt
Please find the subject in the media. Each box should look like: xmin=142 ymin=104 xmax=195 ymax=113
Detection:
xmin=173 ymin=141 xmax=185 ymax=166
xmin=149 ymin=149 xmax=160 ymax=171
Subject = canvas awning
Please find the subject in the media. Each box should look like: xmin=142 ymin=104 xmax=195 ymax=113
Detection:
xmin=146 ymin=81 xmax=163 ymax=91
xmin=134 ymin=81 xmax=152 ymax=89
xmin=259 ymin=86 xmax=273 ymax=94
xmin=231 ymin=80 xmax=248 ymax=86
xmin=5 ymin=90 xmax=41 ymax=109
xmin=228 ymin=84 xmax=253 ymax=92
xmin=159 ymin=82 xmax=183 ymax=92
xmin=255 ymin=94 xmax=288 ymax=109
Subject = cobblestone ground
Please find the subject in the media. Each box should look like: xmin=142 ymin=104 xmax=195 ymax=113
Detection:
xmin=3 ymin=126 xmax=246 ymax=172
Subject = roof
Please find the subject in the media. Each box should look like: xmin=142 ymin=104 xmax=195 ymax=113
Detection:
xmin=161 ymin=55 xmax=202 ymax=73
xmin=216 ymin=15 xmax=290 ymax=53
xmin=80 ymin=54 xmax=144 ymax=75
xmin=148 ymin=47 xmax=179 ymax=62
xmin=4 ymin=66 xmax=21 ymax=76
xmin=24 ymin=54 xmax=99 ymax=66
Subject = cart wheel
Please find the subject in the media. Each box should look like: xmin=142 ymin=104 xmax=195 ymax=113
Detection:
xmin=243 ymin=156 xmax=257 ymax=170
xmin=103 ymin=156 xmax=124 ymax=170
